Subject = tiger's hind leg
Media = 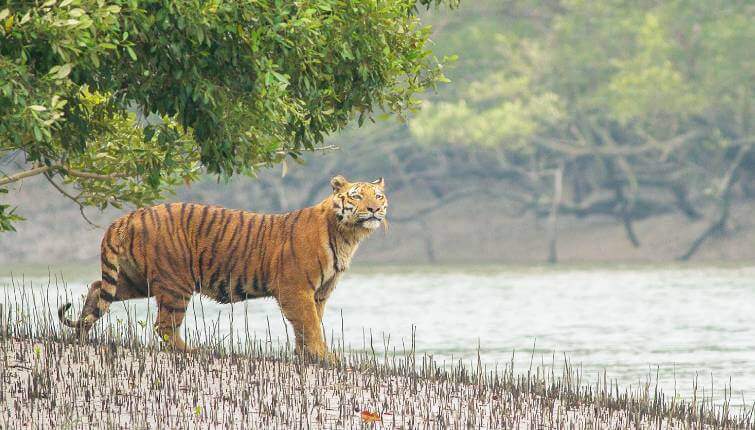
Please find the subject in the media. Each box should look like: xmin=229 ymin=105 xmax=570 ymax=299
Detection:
xmin=58 ymin=280 xmax=103 ymax=340
xmin=59 ymin=264 xmax=149 ymax=340
xmin=58 ymin=270 xmax=121 ymax=339
xmin=154 ymin=289 xmax=192 ymax=352
xmin=74 ymin=254 xmax=122 ymax=334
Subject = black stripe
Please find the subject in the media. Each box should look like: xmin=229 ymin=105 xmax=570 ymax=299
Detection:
xmin=255 ymin=215 xmax=267 ymax=249
xmin=207 ymin=267 xmax=220 ymax=290
xmin=201 ymin=211 xmax=220 ymax=266
xmin=318 ymin=257 xmax=325 ymax=287
xmin=105 ymin=240 xmax=118 ymax=256
xmin=196 ymin=205 xmax=211 ymax=238
xmin=158 ymin=302 xmax=186 ymax=314
xmin=207 ymin=210 xmax=231 ymax=268
xmin=100 ymin=290 xmax=116 ymax=302
xmin=326 ymin=219 xmax=340 ymax=271
xmin=123 ymin=272 xmax=148 ymax=297
xmin=102 ymin=273 xmax=118 ymax=286
xmin=104 ymin=228 xmax=117 ymax=253
xmin=172 ymin=219 xmax=193 ymax=284
xmin=287 ymin=210 xmax=303 ymax=262
xmin=252 ymin=273 xmax=260 ymax=293
xmin=197 ymin=250 xmax=206 ymax=288
xmin=256 ymin=215 xmax=270 ymax=286
xmin=184 ymin=204 xmax=198 ymax=284
xmin=139 ymin=210 xmax=149 ymax=274
xmin=128 ymin=223 xmax=137 ymax=263
xmin=186 ymin=204 xmax=197 ymax=228
xmin=120 ymin=271 xmax=134 ymax=287
xmin=224 ymin=212 xmax=246 ymax=277
xmin=148 ymin=206 xmax=160 ymax=232
xmin=212 ymin=209 xmax=230 ymax=242
xmin=101 ymin=257 xmax=117 ymax=272
xmin=163 ymin=204 xmax=175 ymax=233
xmin=180 ymin=203 xmax=188 ymax=227
xmin=159 ymin=234 xmax=183 ymax=270
xmin=205 ymin=209 xmax=221 ymax=235
xmin=160 ymin=284 xmax=189 ymax=302
xmin=263 ymin=215 xmax=279 ymax=287
xmin=239 ymin=214 xmax=255 ymax=281
xmin=234 ymin=282 xmax=248 ymax=300
xmin=216 ymin=279 xmax=230 ymax=303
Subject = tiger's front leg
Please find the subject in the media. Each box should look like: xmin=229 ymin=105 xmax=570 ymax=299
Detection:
xmin=278 ymin=289 xmax=335 ymax=364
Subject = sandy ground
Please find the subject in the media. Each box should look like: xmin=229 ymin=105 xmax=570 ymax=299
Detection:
xmin=0 ymin=336 xmax=741 ymax=429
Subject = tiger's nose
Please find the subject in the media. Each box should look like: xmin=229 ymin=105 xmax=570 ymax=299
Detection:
xmin=367 ymin=205 xmax=380 ymax=213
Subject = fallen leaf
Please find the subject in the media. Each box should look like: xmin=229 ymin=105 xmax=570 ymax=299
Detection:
xmin=360 ymin=410 xmax=381 ymax=422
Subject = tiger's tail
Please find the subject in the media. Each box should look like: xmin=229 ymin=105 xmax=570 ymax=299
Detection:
xmin=57 ymin=303 xmax=84 ymax=329
xmin=57 ymin=279 xmax=105 ymax=332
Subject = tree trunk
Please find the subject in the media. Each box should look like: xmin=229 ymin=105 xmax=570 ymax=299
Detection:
xmin=679 ymin=144 xmax=751 ymax=261
xmin=547 ymin=162 xmax=564 ymax=264
xmin=419 ymin=220 xmax=437 ymax=263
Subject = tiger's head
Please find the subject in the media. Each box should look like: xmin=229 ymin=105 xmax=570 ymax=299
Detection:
xmin=330 ymin=175 xmax=388 ymax=231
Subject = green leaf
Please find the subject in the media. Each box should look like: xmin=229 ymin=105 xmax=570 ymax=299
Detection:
xmin=54 ymin=63 xmax=73 ymax=79
xmin=126 ymin=46 xmax=137 ymax=61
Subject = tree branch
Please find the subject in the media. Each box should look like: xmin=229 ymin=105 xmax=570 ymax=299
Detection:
xmin=0 ymin=165 xmax=52 ymax=186
xmin=62 ymin=168 xmax=127 ymax=181
xmin=0 ymin=163 xmax=129 ymax=187
xmin=532 ymin=130 xmax=700 ymax=157
xmin=43 ymin=173 xmax=100 ymax=228
xmin=679 ymin=144 xmax=752 ymax=261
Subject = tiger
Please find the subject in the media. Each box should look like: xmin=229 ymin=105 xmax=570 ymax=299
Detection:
xmin=58 ymin=175 xmax=387 ymax=362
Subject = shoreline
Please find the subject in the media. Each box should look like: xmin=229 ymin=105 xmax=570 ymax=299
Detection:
xmin=2 ymin=334 xmax=751 ymax=429
xmin=3 ymin=260 xmax=755 ymax=281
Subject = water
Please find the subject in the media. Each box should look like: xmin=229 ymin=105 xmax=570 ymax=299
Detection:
xmin=2 ymin=264 xmax=754 ymax=405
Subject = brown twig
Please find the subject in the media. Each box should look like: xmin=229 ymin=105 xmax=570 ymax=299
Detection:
xmin=0 ymin=163 xmax=128 ymax=187
xmin=43 ymin=173 xmax=100 ymax=228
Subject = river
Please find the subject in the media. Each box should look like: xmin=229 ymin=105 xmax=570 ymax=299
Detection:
xmin=2 ymin=264 xmax=754 ymax=405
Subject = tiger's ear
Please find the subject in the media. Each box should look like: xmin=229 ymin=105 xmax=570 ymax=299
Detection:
xmin=330 ymin=175 xmax=349 ymax=193
xmin=371 ymin=177 xmax=385 ymax=189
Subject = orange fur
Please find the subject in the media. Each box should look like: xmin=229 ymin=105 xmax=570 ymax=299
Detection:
xmin=59 ymin=175 xmax=387 ymax=361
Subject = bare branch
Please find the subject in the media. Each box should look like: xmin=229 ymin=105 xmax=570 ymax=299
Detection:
xmin=391 ymin=187 xmax=530 ymax=223
xmin=0 ymin=165 xmax=52 ymax=186
xmin=532 ymin=130 xmax=701 ymax=157
xmin=679 ymin=144 xmax=752 ymax=261
xmin=62 ymin=168 xmax=128 ymax=181
xmin=43 ymin=173 xmax=100 ymax=228
xmin=0 ymin=162 xmax=131 ymax=187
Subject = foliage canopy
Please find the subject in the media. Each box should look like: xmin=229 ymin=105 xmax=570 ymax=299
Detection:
xmin=409 ymin=0 xmax=753 ymax=259
xmin=0 ymin=0 xmax=454 ymax=230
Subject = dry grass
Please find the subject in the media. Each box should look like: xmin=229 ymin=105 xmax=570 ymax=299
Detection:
xmin=1 ymin=279 xmax=753 ymax=429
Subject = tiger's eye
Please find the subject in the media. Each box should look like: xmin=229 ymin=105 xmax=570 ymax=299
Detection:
xmin=352 ymin=194 xmax=362 ymax=200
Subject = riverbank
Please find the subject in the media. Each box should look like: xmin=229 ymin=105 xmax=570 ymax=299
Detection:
xmin=1 ymin=333 xmax=751 ymax=429
xmin=4 ymin=174 xmax=755 ymax=265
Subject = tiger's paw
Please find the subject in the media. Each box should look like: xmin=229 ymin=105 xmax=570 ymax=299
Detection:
xmin=298 ymin=348 xmax=340 ymax=367
xmin=321 ymin=351 xmax=341 ymax=367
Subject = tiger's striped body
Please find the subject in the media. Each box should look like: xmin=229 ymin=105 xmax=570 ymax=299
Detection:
xmin=59 ymin=175 xmax=387 ymax=360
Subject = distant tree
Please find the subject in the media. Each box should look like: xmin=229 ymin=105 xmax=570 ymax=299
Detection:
xmin=411 ymin=0 xmax=754 ymax=261
xmin=0 ymin=0 xmax=456 ymax=231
